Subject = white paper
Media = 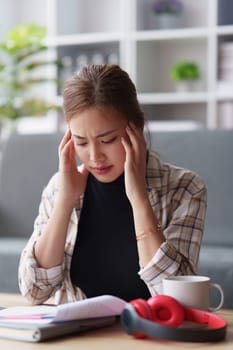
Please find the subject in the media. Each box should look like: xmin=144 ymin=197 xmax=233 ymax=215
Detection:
xmin=0 ymin=295 xmax=126 ymax=324
xmin=54 ymin=295 xmax=126 ymax=322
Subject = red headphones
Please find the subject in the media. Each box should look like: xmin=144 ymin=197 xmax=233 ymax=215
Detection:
xmin=121 ymin=295 xmax=227 ymax=342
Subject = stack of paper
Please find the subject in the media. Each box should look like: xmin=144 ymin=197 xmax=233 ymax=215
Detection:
xmin=0 ymin=295 xmax=126 ymax=342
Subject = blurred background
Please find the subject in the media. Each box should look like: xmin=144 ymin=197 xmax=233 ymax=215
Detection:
xmin=1 ymin=0 xmax=233 ymax=136
xmin=0 ymin=1 xmax=233 ymax=301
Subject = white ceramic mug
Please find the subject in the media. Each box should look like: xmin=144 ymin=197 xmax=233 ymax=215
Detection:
xmin=162 ymin=275 xmax=224 ymax=311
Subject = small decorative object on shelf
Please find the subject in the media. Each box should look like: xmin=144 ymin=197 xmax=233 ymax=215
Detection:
xmin=61 ymin=56 xmax=73 ymax=82
xmin=76 ymin=54 xmax=89 ymax=72
xmin=152 ymin=0 xmax=183 ymax=29
xmin=107 ymin=52 xmax=119 ymax=65
xmin=91 ymin=53 xmax=105 ymax=65
xmin=218 ymin=41 xmax=233 ymax=92
xmin=170 ymin=60 xmax=201 ymax=92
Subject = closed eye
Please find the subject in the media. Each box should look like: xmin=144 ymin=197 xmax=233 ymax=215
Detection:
xmin=102 ymin=136 xmax=117 ymax=144
xmin=75 ymin=136 xmax=117 ymax=146
xmin=76 ymin=142 xmax=87 ymax=147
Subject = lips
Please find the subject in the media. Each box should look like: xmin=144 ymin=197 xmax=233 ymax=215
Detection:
xmin=91 ymin=165 xmax=113 ymax=175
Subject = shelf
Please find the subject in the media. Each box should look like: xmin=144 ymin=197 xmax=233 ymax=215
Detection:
xmin=3 ymin=0 xmax=233 ymax=131
xmin=29 ymin=0 xmax=233 ymax=129
xmin=56 ymin=0 xmax=122 ymax=35
xmin=216 ymin=91 xmax=233 ymax=101
xmin=133 ymin=27 xmax=210 ymax=41
xmin=147 ymin=120 xmax=203 ymax=131
xmin=136 ymin=38 xmax=207 ymax=94
xmin=216 ymin=25 xmax=233 ymax=35
xmin=138 ymin=92 xmax=209 ymax=104
xmin=46 ymin=32 xmax=122 ymax=47
xmin=47 ymin=0 xmax=233 ymax=129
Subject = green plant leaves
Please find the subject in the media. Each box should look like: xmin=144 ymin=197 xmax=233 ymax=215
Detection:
xmin=5 ymin=23 xmax=46 ymax=53
xmin=0 ymin=23 xmax=63 ymax=121
xmin=170 ymin=61 xmax=201 ymax=81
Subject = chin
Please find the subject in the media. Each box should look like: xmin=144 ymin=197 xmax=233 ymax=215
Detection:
xmin=92 ymin=171 xmax=123 ymax=184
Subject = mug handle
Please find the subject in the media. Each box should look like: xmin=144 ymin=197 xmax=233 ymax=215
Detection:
xmin=209 ymin=283 xmax=224 ymax=311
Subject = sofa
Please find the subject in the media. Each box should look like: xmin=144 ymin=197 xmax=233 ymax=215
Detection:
xmin=0 ymin=133 xmax=61 ymax=293
xmin=149 ymin=128 xmax=233 ymax=309
xmin=0 ymin=129 xmax=232 ymax=308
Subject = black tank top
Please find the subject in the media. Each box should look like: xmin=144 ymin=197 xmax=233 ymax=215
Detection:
xmin=70 ymin=173 xmax=150 ymax=301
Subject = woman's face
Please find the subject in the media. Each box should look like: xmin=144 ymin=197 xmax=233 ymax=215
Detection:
xmin=69 ymin=107 xmax=128 ymax=183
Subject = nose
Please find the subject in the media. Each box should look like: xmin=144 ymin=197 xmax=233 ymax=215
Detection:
xmin=89 ymin=143 xmax=104 ymax=162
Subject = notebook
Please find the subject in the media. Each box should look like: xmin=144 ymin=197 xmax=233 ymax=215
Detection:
xmin=0 ymin=316 xmax=116 ymax=342
xmin=0 ymin=294 xmax=126 ymax=342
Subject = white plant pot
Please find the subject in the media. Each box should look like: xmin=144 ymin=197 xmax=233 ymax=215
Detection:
xmin=155 ymin=14 xmax=182 ymax=30
xmin=175 ymin=80 xmax=197 ymax=92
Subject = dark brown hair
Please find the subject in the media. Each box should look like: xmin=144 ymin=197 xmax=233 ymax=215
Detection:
xmin=62 ymin=64 xmax=145 ymax=128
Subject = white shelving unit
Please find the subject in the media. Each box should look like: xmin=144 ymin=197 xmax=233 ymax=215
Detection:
xmin=130 ymin=0 xmax=233 ymax=129
xmin=2 ymin=0 xmax=233 ymax=130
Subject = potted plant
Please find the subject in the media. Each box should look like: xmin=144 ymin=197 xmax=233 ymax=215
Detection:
xmin=152 ymin=0 xmax=183 ymax=29
xmin=170 ymin=60 xmax=201 ymax=92
xmin=0 ymin=23 xmax=63 ymax=134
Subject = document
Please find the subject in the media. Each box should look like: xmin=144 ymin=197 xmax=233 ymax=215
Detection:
xmin=0 ymin=294 xmax=126 ymax=324
xmin=0 ymin=316 xmax=116 ymax=342
xmin=0 ymin=295 xmax=126 ymax=342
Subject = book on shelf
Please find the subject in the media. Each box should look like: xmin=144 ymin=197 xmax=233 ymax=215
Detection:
xmin=0 ymin=294 xmax=126 ymax=342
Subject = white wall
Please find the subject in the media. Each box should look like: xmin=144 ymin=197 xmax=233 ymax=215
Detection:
xmin=0 ymin=0 xmax=16 ymax=39
xmin=0 ymin=0 xmax=47 ymax=40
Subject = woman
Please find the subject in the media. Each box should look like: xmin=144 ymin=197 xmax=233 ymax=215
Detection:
xmin=18 ymin=64 xmax=207 ymax=305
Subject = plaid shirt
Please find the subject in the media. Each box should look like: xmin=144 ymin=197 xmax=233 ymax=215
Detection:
xmin=18 ymin=152 xmax=207 ymax=305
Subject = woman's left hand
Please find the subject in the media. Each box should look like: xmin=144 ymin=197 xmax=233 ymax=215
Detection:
xmin=121 ymin=123 xmax=148 ymax=205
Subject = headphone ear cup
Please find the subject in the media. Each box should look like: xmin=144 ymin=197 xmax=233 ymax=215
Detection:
xmin=130 ymin=298 xmax=153 ymax=338
xmin=130 ymin=298 xmax=153 ymax=319
xmin=147 ymin=295 xmax=185 ymax=327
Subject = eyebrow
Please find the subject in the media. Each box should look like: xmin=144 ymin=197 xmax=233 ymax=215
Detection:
xmin=72 ymin=129 xmax=118 ymax=140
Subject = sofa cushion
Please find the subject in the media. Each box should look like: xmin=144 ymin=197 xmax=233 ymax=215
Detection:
xmin=0 ymin=238 xmax=28 ymax=292
xmin=199 ymin=245 xmax=233 ymax=309
xmin=0 ymin=133 xmax=61 ymax=238
xmin=149 ymin=128 xmax=233 ymax=246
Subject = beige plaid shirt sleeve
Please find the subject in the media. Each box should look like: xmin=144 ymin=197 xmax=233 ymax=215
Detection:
xmin=18 ymin=173 xmax=86 ymax=305
xmin=18 ymin=152 xmax=207 ymax=305
xmin=139 ymin=153 xmax=207 ymax=295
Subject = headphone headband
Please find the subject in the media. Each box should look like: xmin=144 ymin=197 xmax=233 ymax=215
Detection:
xmin=121 ymin=302 xmax=227 ymax=342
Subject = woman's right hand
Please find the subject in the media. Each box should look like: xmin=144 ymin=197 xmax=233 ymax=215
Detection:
xmin=58 ymin=129 xmax=88 ymax=207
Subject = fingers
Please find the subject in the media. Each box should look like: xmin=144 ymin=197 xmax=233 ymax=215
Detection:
xmin=58 ymin=129 xmax=77 ymax=171
xmin=59 ymin=129 xmax=72 ymax=153
xmin=59 ymin=129 xmax=75 ymax=159
xmin=121 ymin=135 xmax=131 ymax=154
xmin=124 ymin=123 xmax=146 ymax=153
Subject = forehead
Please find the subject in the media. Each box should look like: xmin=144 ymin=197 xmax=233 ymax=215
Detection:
xmin=69 ymin=107 xmax=126 ymax=135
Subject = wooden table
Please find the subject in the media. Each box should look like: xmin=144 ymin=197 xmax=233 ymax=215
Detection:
xmin=0 ymin=293 xmax=232 ymax=349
